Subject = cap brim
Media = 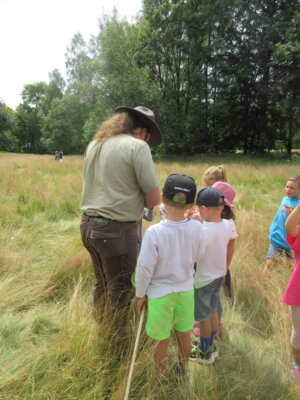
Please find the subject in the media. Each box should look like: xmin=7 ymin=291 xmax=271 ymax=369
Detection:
xmin=115 ymin=106 xmax=162 ymax=147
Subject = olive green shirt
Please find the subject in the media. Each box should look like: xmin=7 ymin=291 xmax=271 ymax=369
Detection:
xmin=80 ymin=134 xmax=159 ymax=221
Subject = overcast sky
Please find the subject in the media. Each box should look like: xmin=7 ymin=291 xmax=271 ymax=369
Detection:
xmin=0 ymin=0 xmax=142 ymax=110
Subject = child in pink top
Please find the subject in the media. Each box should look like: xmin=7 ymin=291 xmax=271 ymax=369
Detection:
xmin=282 ymin=200 xmax=300 ymax=383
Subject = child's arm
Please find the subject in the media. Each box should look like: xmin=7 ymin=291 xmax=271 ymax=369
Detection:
xmin=136 ymin=296 xmax=147 ymax=314
xmin=227 ymin=239 xmax=235 ymax=270
xmin=285 ymin=201 xmax=300 ymax=237
xmin=135 ymin=229 xmax=157 ymax=313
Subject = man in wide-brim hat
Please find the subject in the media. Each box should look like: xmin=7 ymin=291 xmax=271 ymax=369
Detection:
xmin=80 ymin=106 xmax=162 ymax=316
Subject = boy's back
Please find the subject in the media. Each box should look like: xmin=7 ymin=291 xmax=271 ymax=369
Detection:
xmin=136 ymin=218 xmax=205 ymax=299
xmin=135 ymin=173 xmax=204 ymax=374
xmin=194 ymin=219 xmax=232 ymax=289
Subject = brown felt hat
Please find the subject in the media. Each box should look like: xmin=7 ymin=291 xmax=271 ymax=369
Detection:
xmin=115 ymin=106 xmax=163 ymax=147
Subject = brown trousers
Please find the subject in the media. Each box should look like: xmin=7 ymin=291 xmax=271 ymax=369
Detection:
xmin=80 ymin=214 xmax=138 ymax=311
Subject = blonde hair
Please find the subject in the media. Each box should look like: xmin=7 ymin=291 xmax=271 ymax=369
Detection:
xmin=288 ymin=175 xmax=300 ymax=187
xmin=203 ymin=165 xmax=227 ymax=185
xmin=93 ymin=112 xmax=144 ymax=142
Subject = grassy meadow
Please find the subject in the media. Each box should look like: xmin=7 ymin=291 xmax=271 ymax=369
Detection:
xmin=1 ymin=152 xmax=300 ymax=399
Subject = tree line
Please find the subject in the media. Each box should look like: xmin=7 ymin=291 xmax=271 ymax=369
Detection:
xmin=1 ymin=0 xmax=299 ymax=155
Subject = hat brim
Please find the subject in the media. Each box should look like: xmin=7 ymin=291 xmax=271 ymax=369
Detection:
xmin=115 ymin=106 xmax=162 ymax=147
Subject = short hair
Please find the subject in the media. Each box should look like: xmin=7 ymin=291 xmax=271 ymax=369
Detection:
xmin=288 ymin=175 xmax=300 ymax=187
xmin=163 ymin=193 xmax=191 ymax=209
xmin=203 ymin=165 xmax=227 ymax=185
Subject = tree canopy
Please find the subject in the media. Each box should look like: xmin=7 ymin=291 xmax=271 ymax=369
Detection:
xmin=1 ymin=0 xmax=299 ymax=155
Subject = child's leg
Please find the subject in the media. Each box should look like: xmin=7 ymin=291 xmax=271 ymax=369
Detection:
xmin=146 ymin=294 xmax=174 ymax=372
xmin=199 ymin=319 xmax=212 ymax=353
xmin=195 ymin=282 xmax=216 ymax=353
xmin=211 ymin=311 xmax=219 ymax=333
xmin=209 ymin=281 xmax=222 ymax=348
xmin=199 ymin=312 xmax=219 ymax=350
xmin=263 ymin=258 xmax=276 ymax=274
xmin=217 ymin=298 xmax=222 ymax=325
xmin=154 ymin=338 xmax=171 ymax=371
xmin=293 ymin=347 xmax=300 ymax=366
xmin=224 ymin=270 xmax=232 ymax=298
xmin=174 ymin=330 xmax=191 ymax=370
xmin=200 ymin=319 xmax=211 ymax=338
xmin=290 ymin=306 xmax=300 ymax=365
xmin=263 ymin=243 xmax=279 ymax=274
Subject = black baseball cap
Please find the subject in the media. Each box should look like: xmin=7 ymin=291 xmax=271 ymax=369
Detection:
xmin=196 ymin=187 xmax=225 ymax=207
xmin=163 ymin=174 xmax=196 ymax=205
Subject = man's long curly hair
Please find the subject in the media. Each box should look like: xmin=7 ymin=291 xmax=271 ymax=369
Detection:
xmin=93 ymin=112 xmax=144 ymax=142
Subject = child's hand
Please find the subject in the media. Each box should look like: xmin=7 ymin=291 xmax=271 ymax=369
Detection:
xmin=283 ymin=205 xmax=294 ymax=215
xmin=185 ymin=205 xmax=200 ymax=219
xmin=191 ymin=212 xmax=201 ymax=221
xmin=136 ymin=296 xmax=147 ymax=314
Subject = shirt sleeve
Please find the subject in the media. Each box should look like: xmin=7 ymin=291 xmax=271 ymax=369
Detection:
xmin=135 ymin=228 xmax=158 ymax=297
xmin=132 ymin=143 xmax=159 ymax=193
xmin=227 ymin=219 xmax=238 ymax=239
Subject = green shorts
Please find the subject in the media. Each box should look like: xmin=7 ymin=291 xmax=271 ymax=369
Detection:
xmin=146 ymin=290 xmax=194 ymax=340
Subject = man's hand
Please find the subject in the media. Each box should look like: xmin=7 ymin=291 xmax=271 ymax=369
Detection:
xmin=136 ymin=296 xmax=147 ymax=314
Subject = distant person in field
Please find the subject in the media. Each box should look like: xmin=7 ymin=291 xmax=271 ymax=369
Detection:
xmin=190 ymin=187 xmax=235 ymax=364
xmin=135 ymin=174 xmax=205 ymax=375
xmin=59 ymin=150 xmax=63 ymax=162
xmin=80 ymin=106 xmax=161 ymax=314
xmin=54 ymin=151 xmax=60 ymax=161
xmin=282 ymin=200 xmax=300 ymax=383
xmin=263 ymin=176 xmax=300 ymax=275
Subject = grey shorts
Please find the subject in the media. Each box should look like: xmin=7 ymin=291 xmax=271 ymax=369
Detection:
xmin=267 ymin=242 xmax=293 ymax=260
xmin=194 ymin=277 xmax=223 ymax=321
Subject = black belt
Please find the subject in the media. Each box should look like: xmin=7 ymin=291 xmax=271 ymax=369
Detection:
xmin=83 ymin=213 xmax=136 ymax=223
xmin=84 ymin=213 xmax=112 ymax=220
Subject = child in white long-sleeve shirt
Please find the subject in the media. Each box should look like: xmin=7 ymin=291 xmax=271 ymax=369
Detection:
xmin=135 ymin=174 xmax=206 ymax=374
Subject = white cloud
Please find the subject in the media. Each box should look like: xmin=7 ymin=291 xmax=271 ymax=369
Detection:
xmin=0 ymin=0 xmax=142 ymax=109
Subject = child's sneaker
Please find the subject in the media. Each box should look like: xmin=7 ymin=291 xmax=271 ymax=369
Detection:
xmin=212 ymin=344 xmax=219 ymax=359
xmin=291 ymin=362 xmax=300 ymax=383
xmin=189 ymin=346 xmax=215 ymax=365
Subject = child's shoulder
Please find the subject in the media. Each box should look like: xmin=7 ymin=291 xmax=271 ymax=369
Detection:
xmin=203 ymin=219 xmax=227 ymax=227
xmin=145 ymin=220 xmax=164 ymax=233
xmin=203 ymin=219 xmax=231 ymax=234
xmin=223 ymin=218 xmax=236 ymax=227
xmin=186 ymin=218 xmax=205 ymax=231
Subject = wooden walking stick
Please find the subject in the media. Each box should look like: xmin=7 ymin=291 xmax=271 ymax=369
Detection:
xmin=124 ymin=306 xmax=145 ymax=400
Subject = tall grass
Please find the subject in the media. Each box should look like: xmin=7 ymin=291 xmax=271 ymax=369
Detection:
xmin=0 ymin=152 xmax=300 ymax=399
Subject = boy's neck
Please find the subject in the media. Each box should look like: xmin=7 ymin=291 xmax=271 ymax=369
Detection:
xmin=205 ymin=216 xmax=222 ymax=222
xmin=205 ymin=207 xmax=223 ymax=223
xmin=164 ymin=203 xmax=187 ymax=222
